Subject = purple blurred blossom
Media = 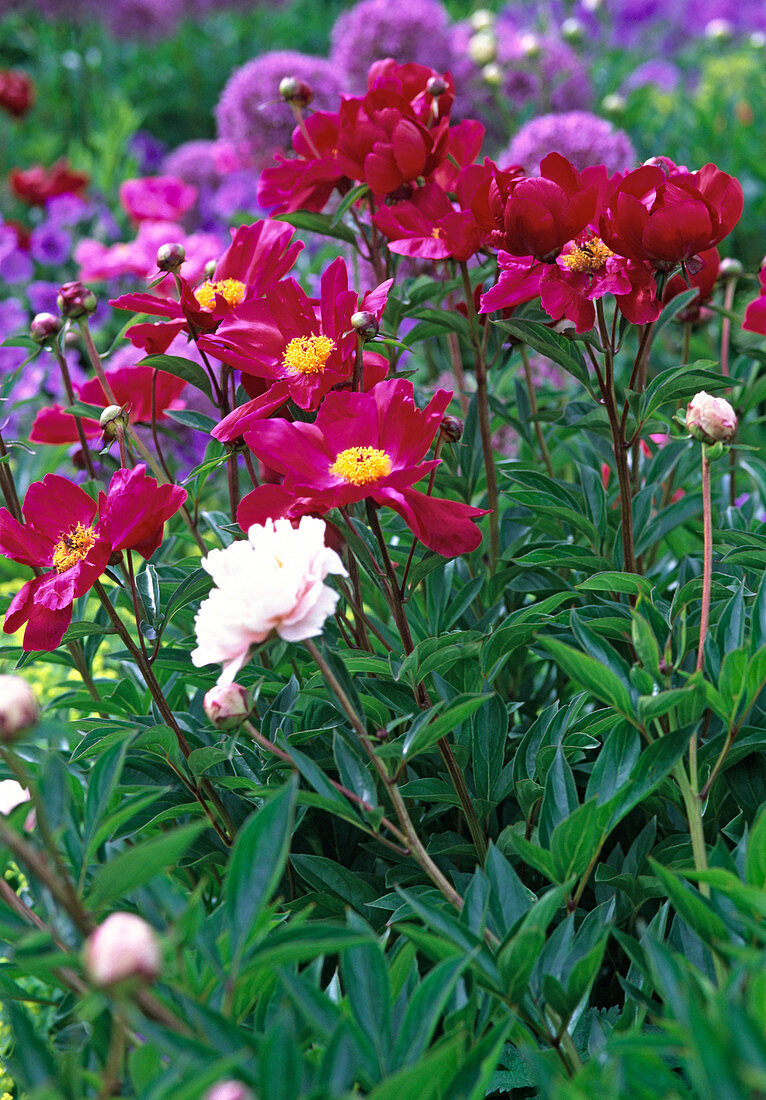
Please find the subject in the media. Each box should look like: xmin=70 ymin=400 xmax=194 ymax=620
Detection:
xmin=163 ymin=140 xmax=242 ymax=192
xmin=45 ymin=194 xmax=91 ymax=226
xmin=210 ymin=171 xmax=264 ymax=221
xmin=501 ymin=110 xmax=636 ymax=174
xmin=29 ymin=223 xmax=72 ymax=266
xmin=26 ymin=281 xmax=62 ymax=316
xmin=129 ymin=130 xmax=168 ymax=173
xmin=0 ymin=227 xmax=33 ymax=285
xmin=103 ymin=0 xmax=184 ymax=40
xmin=623 ymin=60 xmax=681 ymax=94
xmin=0 ymin=299 xmax=30 ymax=383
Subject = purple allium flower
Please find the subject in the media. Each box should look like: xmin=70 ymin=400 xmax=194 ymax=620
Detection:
xmin=215 ymin=52 xmax=346 ymax=169
xmin=501 ymin=110 xmax=636 ymax=175
xmin=103 ymin=0 xmax=183 ymax=40
xmin=0 ymin=299 xmax=30 ymax=382
xmin=622 ymin=60 xmax=681 ymax=94
xmin=29 ymin=223 xmax=72 ymax=266
xmin=329 ymin=0 xmax=454 ymax=95
xmin=0 ymin=226 xmax=33 ymax=285
xmin=45 ymin=194 xmax=90 ymax=226
xmin=163 ymin=140 xmax=241 ymax=192
xmin=26 ymin=281 xmax=62 ymax=317
xmin=210 ymin=171 xmax=264 ymax=222
xmin=129 ymin=130 xmax=168 ymax=173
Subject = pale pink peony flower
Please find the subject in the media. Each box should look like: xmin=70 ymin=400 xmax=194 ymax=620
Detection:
xmin=119 ymin=175 xmax=198 ymax=223
xmin=0 ymin=779 xmax=30 ymax=815
xmin=192 ymin=517 xmax=347 ymax=685
xmin=0 ymin=675 xmax=39 ymax=741
xmin=204 ymin=1083 xmax=254 ymax=1100
xmin=84 ymin=913 xmax=161 ymax=988
xmin=685 ymin=391 xmax=737 ymax=444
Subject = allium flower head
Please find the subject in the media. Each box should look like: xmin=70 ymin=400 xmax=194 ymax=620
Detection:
xmin=192 ymin=517 xmax=348 ymax=685
xmin=162 ymin=140 xmax=242 ymax=193
xmin=329 ymin=0 xmax=454 ymax=95
xmin=216 ymin=52 xmax=346 ymax=168
xmin=103 ymin=0 xmax=183 ymax=40
xmin=502 ymin=111 xmax=636 ymax=176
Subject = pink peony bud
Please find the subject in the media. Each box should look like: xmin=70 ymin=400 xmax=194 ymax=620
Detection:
xmin=30 ymin=312 xmax=62 ymax=343
xmin=279 ymin=76 xmax=313 ymax=107
xmin=685 ymin=391 xmax=737 ymax=444
xmin=350 ymin=310 xmax=379 ymax=340
xmin=440 ymin=416 xmax=463 ymax=443
xmin=84 ymin=913 xmax=161 ymax=988
xmin=203 ymin=683 xmax=254 ymax=730
xmin=204 ymin=1082 xmax=255 ymax=1100
xmin=156 ymin=242 xmax=186 ymax=272
xmin=0 ymin=676 xmax=40 ymax=741
xmin=57 ymin=281 xmax=97 ymax=319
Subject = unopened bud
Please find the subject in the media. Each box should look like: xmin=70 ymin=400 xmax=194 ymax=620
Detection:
xmin=468 ymin=31 xmax=496 ymax=65
xmin=0 ymin=676 xmax=39 ymax=742
xmin=602 ymin=93 xmax=626 ymax=114
xmin=156 ymin=242 xmax=186 ymax=272
xmin=749 ymin=31 xmax=766 ymax=49
xmin=519 ymin=32 xmax=541 ymax=58
xmin=204 ymin=258 xmax=217 ymax=279
xmin=279 ymin=76 xmax=313 ymax=108
xmin=204 ymin=683 xmax=254 ymax=730
xmin=426 ymin=75 xmax=448 ymax=97
xmin=350 ymin=310 xmax=379 ymax=340
xmin=204 ymin=1083 xmax=255 ymax=1100
xmin=99 ymin=404 xmax=129 ymax=439
xmin=685 ymin=391 xmax=737 ymax=444
xmin=0 ymin=780 xmax=30 ymax=816
xmin=470 ymin=8 xmax=493 ymax=31
xmin=440 ymin=415 xmax=463 ymax=442
xmin=84 ymin=913 xmax=161 ymax=988
xmin=582 ymin=0 xmax=603 ymax=11
xmin=718 ymin=257 xmax=743 ymax=278
xmin=561 ymin=17 xmax=585 ymax=42
xmin=481 ymin=62 xmax=502 ymax=86
xmin=705 ymin=18 xmax=733 ymax=41
xmin=57 ymin=281 xmax=97 ymax=319
xmin=30 ymin=312 xmax=62 ymax=343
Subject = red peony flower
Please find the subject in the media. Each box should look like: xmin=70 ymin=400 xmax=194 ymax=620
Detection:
xmin=9 ymin=160 xmax=89 ymax=206
xmin=743 ymin=267 xmax=766 ymax=335
xmin=119 ymin=176 xmax=198 ymax=223
xmin=257 ymin=111 xmax=349 ymax=215
xmin=110 ymin=219 xmax=303 ymax=354
xmin=0 ymin=467 xmax=187 ymax=651
xmin=29 ymin=365 xmax=188 ymax=446
xmin=0 ymin=70 xmax=35 ymax=118
xmin=662 ymin=246 xmax=720 ymax=324
xmin=373 ymin=169 xmax=487 ymax=262
xmin=236 ymin=379 xmax=487 ymax=557
xmin=599 ymin=162 xmax=743 ymax=271
xmin=203 ymin=257 xmax=392 ymax=441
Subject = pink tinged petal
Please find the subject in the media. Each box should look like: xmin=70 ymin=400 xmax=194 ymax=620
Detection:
xmin=387 ymin=236 xmax=453 ymax=260
xmin=97 ymin=466 xmax=187 ymax=557
xmin=124 ymin=320 xmax=187 ymax=355
xmin=109 ymin=293 xmax=184 ymax=320
xmin=212 ymin=384 xmax=292 ymax=442
xmin=30 ymin=405 xmax=100 ymax=445
xmin=214 ymin=220 xmax=303 ymax=293
xmin=642 ymin=201 xmax=712 ymax=261
xmin=34 ymin=544 xmax=110 ymax=610
xmin=540 ymin=271 xmax=595 ymax=333
xmin=364 ymin=152 xmax=403 ymax=196
xmin=236 ymin=486 xmax=311 ymax=531
xmin=375 ymin=486 xmax=487 ymax=556
xmin=743 ymin=296 xmax=766 ymax=335
xmin=22 ymin=475 xmax=97 ymax=541
xmin=244 ymin=420 xmax=335 ymax=487
xmin=480 ymin=263 xmax=543 ymax=313
xmin=21 ymin=602 xmax=73 ymax=653
xmin=0 ymin=508 xmax=55 ymax=567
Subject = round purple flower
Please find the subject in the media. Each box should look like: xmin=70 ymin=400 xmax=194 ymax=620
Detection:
xmin=501 ymin=110 xmax=636 ymax=175
xmin=329 ymin=0 xmax=454 ymax=95
xmin=29 ymin=223 xmax=72 ymax=266
xmin=129 ymin=130 xmax=168 ymax=174
xmin=163 ymin=140 xmax=241 ymax=193
xmin=102 ymin=0 xmax=183 ymax=39
xmin=26 ymin=281 xmax=62 ymax=316
xmin=215 ymin=52 xmax=346 ymax=169
xmin=622 ymin=60 xmax=681 ymax=94
xmin=0 ymin=226 xmax=33 ymax=285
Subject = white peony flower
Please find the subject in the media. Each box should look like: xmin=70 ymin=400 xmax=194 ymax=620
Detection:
xmin=191 ymin=516 xmax=347 ymax=685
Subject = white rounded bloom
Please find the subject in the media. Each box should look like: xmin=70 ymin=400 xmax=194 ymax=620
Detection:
xmin=192 ymin=517 xmax=347 ymax=685
xmin=84 ymin=913 xmax=161 ymax=988
xmin=685 ymin=391 xmax=737 ymax=444
xmin=0 ymin=780 xmax=30 ymax=816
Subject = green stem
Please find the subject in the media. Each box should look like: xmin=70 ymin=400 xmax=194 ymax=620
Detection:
xmin=519 ymin=344 xmax=554 ymax=477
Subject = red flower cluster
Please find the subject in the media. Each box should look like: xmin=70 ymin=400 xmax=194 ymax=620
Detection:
xmin=0 ymin=70 xmax=34 ymax=118
xmin=0 ymin=467 xmax=186 ymax=651
xmin=10 ymin=160 xmax=90 ymax=206
xmin=258 ymin=59 xmax=471 ymax=213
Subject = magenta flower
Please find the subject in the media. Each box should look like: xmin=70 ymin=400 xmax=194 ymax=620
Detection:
xmin=119 ymin=175 xmax=198 ymax=223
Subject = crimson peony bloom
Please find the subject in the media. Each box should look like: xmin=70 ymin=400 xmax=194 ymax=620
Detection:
xmin=0 ymin=466 xmax=187 ymax=651
xmin=662 ymin=246 xmax=720 ymax=324
xmin=742 ymin=268 xmax=766 ymax=336
xmin=0 ymin=70 xmax=35 ymax=118
xmin=30 ymin=364 xmax=187 ymax=446
xmin=257 ymin=111 xmax=349 ymax=215
xmin=111 ymin=219 xmax=303 ymax=354
xmin=204 ymin=257 xmax=391 ymax=442
xmin=373 ymin=169 xmax=487 ymax=262
xmin=236 ymin=379 xmax=487 ymax=557
xmin=9 ymin=160 xmax=89 ymax=206
xmin=599 ymin=162 xmax=743 ymax=271
xmin=119 ymin=175 xmax=198 ymax=223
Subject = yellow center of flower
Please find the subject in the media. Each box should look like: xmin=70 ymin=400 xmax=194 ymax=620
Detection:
xmin=432 ymin=227 xmax=442 ymax=239
xmin=282 ymin=334 xmax=336 ymax=374
xmin=52 ymin=523 xmax=96 ymax=573
xmin=560 ymin=236 xmax=615 ymax=273
xmin=330 ymin=446 xmax=392 ymax=485
xmin=194 ymin=278 xmax=246 ymax=312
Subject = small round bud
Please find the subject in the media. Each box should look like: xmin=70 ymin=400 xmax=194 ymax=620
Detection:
xmin=279 ymin=76 xmax=313 ymax=108
xmin=602 ymin=93 xmax=626 ymax=114
xmin=426 ymin=75 xmax=448 ymax=97
xmin=468 ymin=31 xmax=496 ymax=65
xmin=440 ymin=416 xmax=463 ymax=443
xmin=685 ymin=391 xmax=737 ymax=444
xmin=84 ymin=913 xmax=161 ymax=988
xmin=0 ymin=676 xmax=39 ymax=742
xmin=204 ymin=683 xmax=254 ymax=730
xmin=30 ymin=312 xmax=62 ymax=344
xmin=582 ymin=0 xmax=603 ymax=11
xmin=718 ymin=257 xmax=743 ymax=278
xmin=350 ymin=310 xmax=379 ymax=341
xmin=99 ymin=404 xmax=129 ymax=439
xmin=749 ymin=31 xmax=766 ymax=49
xmin=204 ymin=259 xmax=217 ymax=280
xmin=705 ymin=18 xmax=733 ymax=41
xmin=519 ymin=32 xmax=541 ymax=58
xmin=561 ymin=17 xmax=585 ymax=42
xmin=481 ymin=62 xmax=502 ymax=86
xmin=156 ymin=242 xmax=186 ymax=272
xmin=204 ymin=1083 xmax=255 ymax=1100
xmin=57 ymin=281 xmax=97 ymax=319
xmin=470 ymin=8 xmax=493 ymax=31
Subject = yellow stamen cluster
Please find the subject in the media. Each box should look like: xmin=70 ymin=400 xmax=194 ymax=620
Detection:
xmin=560 ymin=236 xmax=615 ymax=273
xmin=282 ymin=334 xmax=336 ymax=375
xmin=330 ymin=446 xmax=392 ymax=486
xmin=194 ymin=278 xmax=246 ymax=312
xmin=52 ymin=523 xmax=96 ymax=574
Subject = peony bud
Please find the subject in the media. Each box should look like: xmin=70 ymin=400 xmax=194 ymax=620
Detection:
xmin=156 ymin=242 xmax=186 ymax=272
xmin=99 ymin=404 xmax=129 ymax=439
xmin=279 ymin=76 xmax=313 ymax=108
xmin=204 ymin=258 xmax=217 ymax=280
xmin=718 ymin=257 xmax=743 ymax=278
xmin=57 ymin=281 xmax=97 ymax=319
xmin=481 ymin=63 xmax=502 ymax=86
xmin=84 ymin=913 xmax=161 ymax=988
xmin=0 ymin=70 xmax=35 ymax=118
xmin=204 ymin=1083 xmax=255 ymax=1100
xmin=519 ymin=32 xmax=541 ymax=58
xmin=470 ymin=8 xmax=493 ymax=31
xmin=426 ymin=76 xmax=448 ymax=97
xmin=203 ymin=683 xmax=254 ymax=730
xmin=440 ymin=415 xmax=463 ymax=443
xmin=468 ymin=31 xmax=496 ymax=65
xmin=685 ymin=391 xmax=737 ymax=444
xmin=0 ymin=676 xmax=40 ymax=742
xmin=30 ymin=312 xmax=62 ymax=344
xmin=705 ymin=18 xmax=733 ymax=40
xmin=350 ymin=310 xmax=379 ymax=341
xmin=561 ymin=17 xmax=585 ymax=42
xmin=602 ymin=94 xmax=626 ymax=114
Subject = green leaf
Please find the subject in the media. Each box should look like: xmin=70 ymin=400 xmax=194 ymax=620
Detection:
xmin=649 ymin=859 xmax=729 ymax=944
xmin=539 ymin=745 xmax=579 ymax=845
xmin=538 ymin=637 xmax=636 ymax=721
xmin=341 ymin=937 xmax=392 ymax=1073
xmin=496 ymin=319 xmax=591 ymax=390
xmin=138 ymin=353 xmax=213 ymax=401
xmin=86 ymin=820 xmax=207 ymax=909
xmin=550 ymin=798 xmax=610 ymax=882
xmin=165 ymin=408 xmax=218 ymax=433
xmin=393 ymin=956 xmax=468 ymax=1068
xmin=401 ymin=694 xmax=488 ymax=759
xmin=746 ymin=806 xmax=766 ymax=890
xmin=226 ymin=778 xmax=297 ymax=953
xmin=274 ymin=210 xmax=357 ymax=245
